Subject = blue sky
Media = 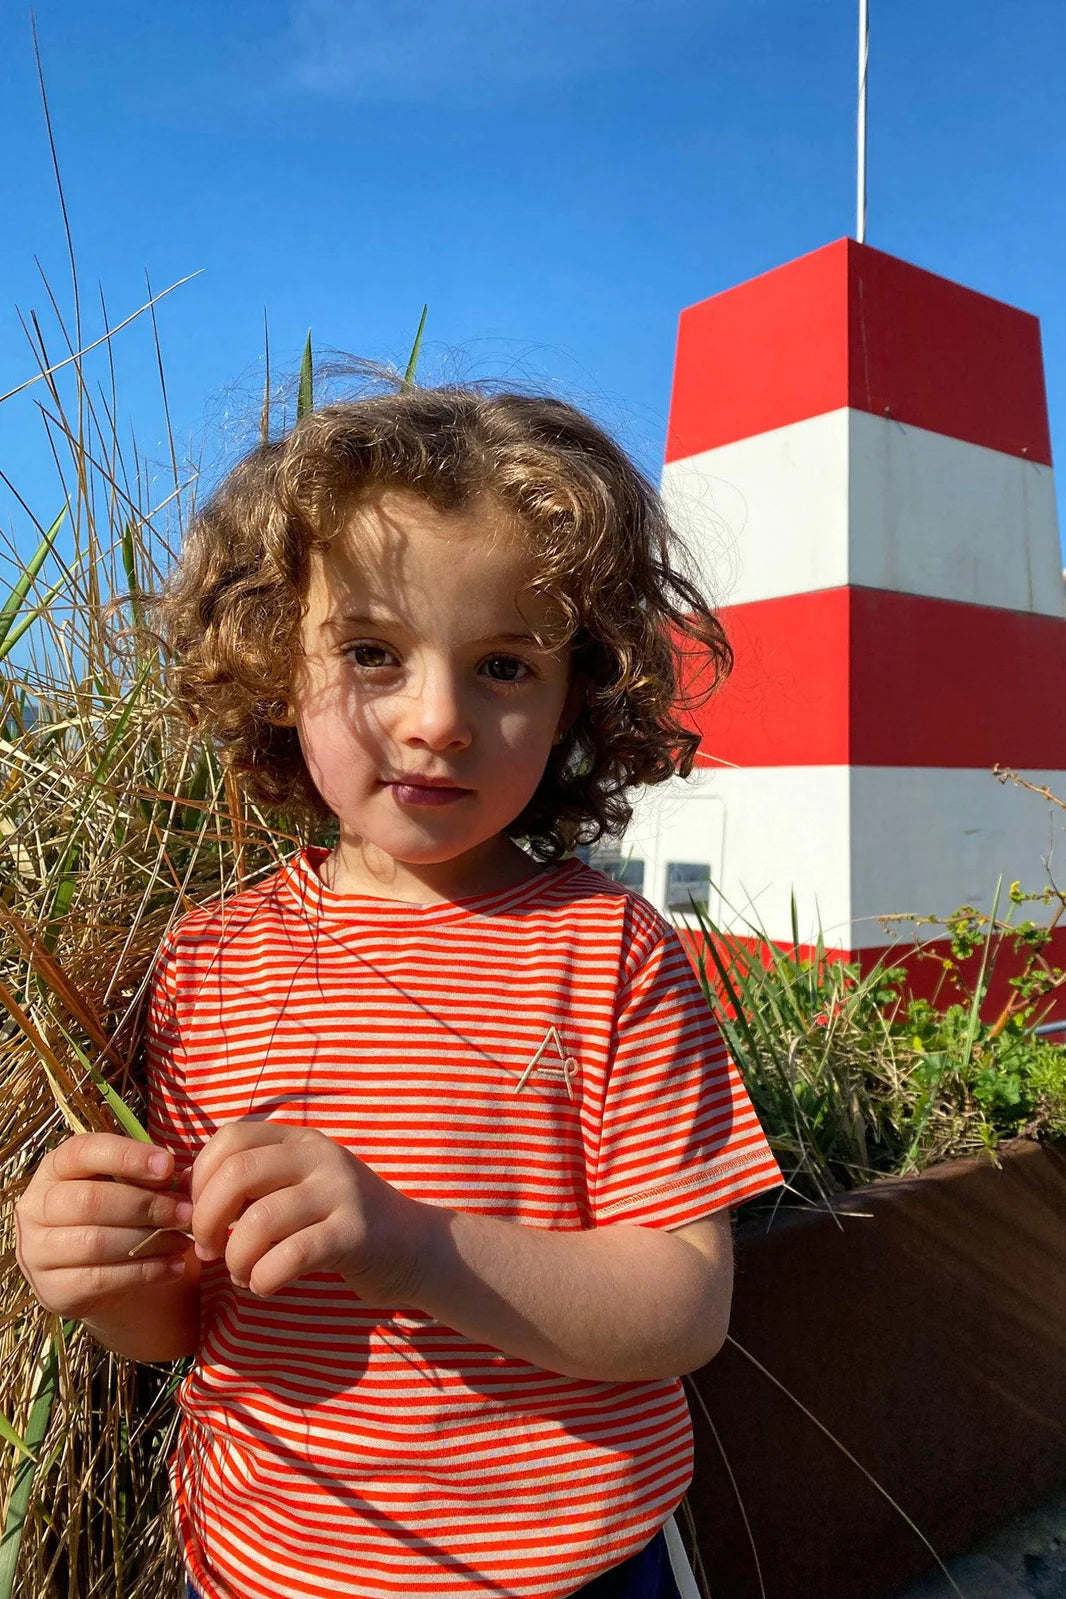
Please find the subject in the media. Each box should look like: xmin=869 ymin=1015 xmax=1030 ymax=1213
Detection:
xmin=2 ymin=0 xmax=1065 ymax=557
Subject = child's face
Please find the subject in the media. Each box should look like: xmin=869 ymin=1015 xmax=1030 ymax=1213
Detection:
xmin=294 ymin=490 xmax=576 ymax=895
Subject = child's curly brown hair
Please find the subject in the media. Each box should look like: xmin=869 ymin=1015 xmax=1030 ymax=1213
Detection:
xmin=156 ymin=382 xmax=731 ymax=859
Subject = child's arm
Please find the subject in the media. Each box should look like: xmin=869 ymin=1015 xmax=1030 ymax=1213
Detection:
xmin=189 ymin=1121 xmax=733 ymax=1382
xmin=398 ymin=1206 xmax=733 ymax=1382
xmin=14 ymin=1132 xmax=201 ymax=1363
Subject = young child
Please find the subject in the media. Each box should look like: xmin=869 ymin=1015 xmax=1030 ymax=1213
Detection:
xmin=15 ymin=386 xmax=781 ymax=1599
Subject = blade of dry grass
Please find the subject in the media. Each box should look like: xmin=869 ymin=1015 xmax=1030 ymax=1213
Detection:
xmin=722 ymin=1335 xmax=965 ymax=1598
xmin=0 ymin=277 xmax=202 ymax=409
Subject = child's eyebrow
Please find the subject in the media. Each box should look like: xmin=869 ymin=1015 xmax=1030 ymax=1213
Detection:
xmin=320 ymin=611 xmax=390 ymax=632
xmin=322 ymin=612 xmax=544 ymax=648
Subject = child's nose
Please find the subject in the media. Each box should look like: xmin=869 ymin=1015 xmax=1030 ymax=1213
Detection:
xmin=405 ymin=665 xmax=472 ymax=750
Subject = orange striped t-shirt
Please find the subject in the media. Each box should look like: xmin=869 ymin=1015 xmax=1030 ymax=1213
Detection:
xmin=146 ymin=848 xmax=781 ymax=1599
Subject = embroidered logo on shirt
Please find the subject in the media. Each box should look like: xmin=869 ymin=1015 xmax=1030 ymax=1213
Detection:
xmin=514 ymin=1027 xmax=579 ymax=1100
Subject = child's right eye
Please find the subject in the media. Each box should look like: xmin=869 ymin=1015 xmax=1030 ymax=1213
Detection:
xmin=344 ymin=642 xmax=395 ymax=669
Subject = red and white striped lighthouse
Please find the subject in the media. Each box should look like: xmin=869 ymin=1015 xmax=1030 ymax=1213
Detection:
xmin=609 ymin=239 xmax=1066 ymax=1001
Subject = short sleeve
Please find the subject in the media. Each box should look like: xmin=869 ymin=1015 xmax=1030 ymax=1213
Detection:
xmin=587 ymin=926 xmax=781 ymax=1228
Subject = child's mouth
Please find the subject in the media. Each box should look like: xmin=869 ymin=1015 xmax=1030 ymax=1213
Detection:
xmin=387 ymin=779 xmax=472 ymax=807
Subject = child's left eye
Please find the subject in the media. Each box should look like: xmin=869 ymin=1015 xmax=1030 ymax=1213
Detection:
xmin=481 ymin=655 xmax=532 ymax=683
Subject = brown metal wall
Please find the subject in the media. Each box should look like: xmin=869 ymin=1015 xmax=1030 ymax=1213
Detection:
xmin=684 ymin=1141 xmax=1066 ymax=1599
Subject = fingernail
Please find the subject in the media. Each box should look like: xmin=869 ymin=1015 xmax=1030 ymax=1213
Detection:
xmin=174 ymin=1200 xmax=193 ymax=1225
xmin=194 ymin=1242 xmax=214 ymax=1261
xmin=148 ymin=1152 xmax=170 ymax=1175
xmin=166 ymin=1257 xmax=186 ymax=1277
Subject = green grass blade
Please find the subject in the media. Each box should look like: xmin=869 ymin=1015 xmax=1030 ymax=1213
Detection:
xmin=42 ymin=843 xmax=79 ymax=955
xmin=686 ymin=899 xmax=762 ymax=1062
xmin=51 ymin=1020 xmax=148 ymax=1139
xmin=119 ymin=521 xmax=146 ymax=632
xmin=717 ymin=931 xmax=794 ymax=1073
xmin=0 ymin=573 xmax=66 ymax=662
xmin=297 ymin=331 xmax=313 ymax=420
xmin=0 ymin=509 xmax=66 ymax=649
xmin=55 ymin=1022 xmax=150 ymax=1141
xmin=403 ymin=305 xmax=428 ymax=387
xmin=41 ymin=660 xmax=154 ymax=929
xmin=120 ymin=520 xmax=138 ymax=596
xmin=0 ymin=1336 xmax=60 ymax=1599
xmin=0 ymin=1412 xmax=35 ymax=1463
xmin=72 ymin=660 xmax=152 ymax=799
xmin=960 ymin=877 xmax=1003 ymax=1074
xmin=711 ymin=886 xmax=807 ymax=1045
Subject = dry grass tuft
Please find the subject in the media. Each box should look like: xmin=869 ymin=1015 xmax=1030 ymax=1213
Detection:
xmin=0 ymin=260 xmax=312 ymax=1596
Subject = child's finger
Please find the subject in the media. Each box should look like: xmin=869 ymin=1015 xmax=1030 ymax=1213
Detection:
xmin=219 ymin=1185 xmax=325 ymax=1286
xmin=189 ymin=1118 xmax=291 ymax=1204
xmin=45 ymin=1253 xmax=190 ymax=1314
xmin=169 ymin=1163 xmax=195 ymax=1196
xmin=242 ymin=1219 xmax=338 ymax=1300
xmin=42 ymin=1178 xmax=193 ymax=1235
xmin=191 ymin=1142 xmax=303 ymax=1261
xmin=48 ymin=1131 xmax=177 ymax=1187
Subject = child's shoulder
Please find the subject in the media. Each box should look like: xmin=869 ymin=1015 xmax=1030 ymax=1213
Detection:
xmin=156 ymin=859 xmax=291 ymax=955
xmin=557 ymin=860 xmax=663 ymax=921
xmin=548 ymin=860 xmax=675 ymax=961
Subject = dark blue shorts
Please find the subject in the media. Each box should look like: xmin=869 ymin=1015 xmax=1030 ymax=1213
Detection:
xmin=185 ymin=1524 xmax=682 ymax=1597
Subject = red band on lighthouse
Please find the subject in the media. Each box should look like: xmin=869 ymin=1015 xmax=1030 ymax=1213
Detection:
xmin=666 ymin=238 xmax=1052 ymax=466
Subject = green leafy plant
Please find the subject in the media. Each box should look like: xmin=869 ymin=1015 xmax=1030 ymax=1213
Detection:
xmin=686 ymin=877 xmax=1066 ymax=1214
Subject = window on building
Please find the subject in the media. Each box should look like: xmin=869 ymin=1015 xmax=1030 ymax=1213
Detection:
xmin=587 ymin=849 xmax=645 ymax=893
xmin=665 ymin=861 xmax=711 ymax=914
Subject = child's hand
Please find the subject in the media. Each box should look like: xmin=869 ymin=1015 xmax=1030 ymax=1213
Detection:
xmin=14 ymin=1133 xmax=194 ymax=1317
xmin=189 ymin=1120 xmax=425 ymax=1303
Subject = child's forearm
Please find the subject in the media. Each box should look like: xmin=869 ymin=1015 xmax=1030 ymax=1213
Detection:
xmin=356 ymin=1204 xmax=733 ymax=1382
xmin=81 ymin=1266 xmax=201 ymax=1363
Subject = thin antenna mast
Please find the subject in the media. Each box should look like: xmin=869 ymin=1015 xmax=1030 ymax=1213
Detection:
xmin=857 ymin=0 xmax=869 ymax=242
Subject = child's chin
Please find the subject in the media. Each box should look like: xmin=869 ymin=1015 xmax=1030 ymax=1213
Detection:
xmin=365 ymin=829 xmax=480 ymax=867
xmin=386 ymin=828 xmax=511 ymax=870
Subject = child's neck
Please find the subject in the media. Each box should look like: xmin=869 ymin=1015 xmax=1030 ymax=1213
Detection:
xmin=317 ymin=834 xmax=546 ymax=905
